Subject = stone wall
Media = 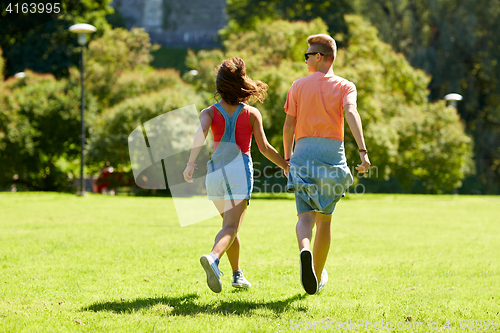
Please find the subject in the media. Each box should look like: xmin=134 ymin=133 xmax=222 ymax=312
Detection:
xmin=111 ymin=0 xmax=227 ymax=47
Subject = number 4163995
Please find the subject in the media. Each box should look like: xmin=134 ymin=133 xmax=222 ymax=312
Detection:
xmin=5 ymin=3 xmax=61 ymax=14
xmin=443 ymin=319 xmax=498 ymax=329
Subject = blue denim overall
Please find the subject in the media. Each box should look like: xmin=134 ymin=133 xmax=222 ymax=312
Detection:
xmin=287 ymin=137 xmax=353 ymax=215
xmin=205 ymin=103 xmax=253 ymax=201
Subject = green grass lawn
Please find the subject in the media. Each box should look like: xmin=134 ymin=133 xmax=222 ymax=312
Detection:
xmin=0 ymin=192 xmax=499 ymax=332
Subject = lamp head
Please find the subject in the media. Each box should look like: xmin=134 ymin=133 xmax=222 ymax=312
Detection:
xmin=69 ymin=23 xmax=97 ymax=45
xmin=444 ymin=93 xmax=463 ymax=108
xmin=444 ymin=93 xmax=463 ymax=102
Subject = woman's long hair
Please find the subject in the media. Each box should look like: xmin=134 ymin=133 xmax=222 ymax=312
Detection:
xmin=215 ymin=57 xmax=268 ymax=105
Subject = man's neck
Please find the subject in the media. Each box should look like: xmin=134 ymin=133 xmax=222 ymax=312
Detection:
xmin=320 ymin=66 xmax=334 ymax=75
xmin=314 ymin=64 xmax=334 ymax=75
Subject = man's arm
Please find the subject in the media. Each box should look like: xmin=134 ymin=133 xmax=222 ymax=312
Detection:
xmin=344 ymin=104 xmax=371 ymax=173
xmin=283 ymin=114 xmax=295 ymax=161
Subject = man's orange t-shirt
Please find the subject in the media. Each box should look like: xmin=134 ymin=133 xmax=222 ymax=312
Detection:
xmin=284 ymin=71 xmax=357 ymax=142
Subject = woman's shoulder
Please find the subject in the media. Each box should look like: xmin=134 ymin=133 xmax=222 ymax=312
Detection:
xmin=201 ymin=106 xmax=214 ymax=114
xmin=243 ymin=105 xmax=263 ymax=129
xmin=244 ymin=105 xmax=262 ymax=120
xmin=200 ymin=106 xmax=215 ymax=120
xmin=244 ymin=104 xmax=260 ymax=114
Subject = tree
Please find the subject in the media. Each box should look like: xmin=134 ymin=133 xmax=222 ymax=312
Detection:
xmin=69 ymin=27 xmax=160 ymax=108
xmin=185 ymin=16 xmax=473 ymax=193
xmin=0 ymin=71 xmax=98 ymax=191
xmin=0 ymin=0 xmax=114 ymax=78
xmin=356 ymin=0 xmax=500 ymax=193
xmin=85 ymin=81 xmax=205 ymax=175
xmin=0 ymin=26 xmax=185 ymax=191
xmin=225 ymin=0 xmax=353 ymax=41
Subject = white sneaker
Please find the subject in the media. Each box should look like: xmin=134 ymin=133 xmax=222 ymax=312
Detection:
xmin=317 ymin=269 xmax=328 ymax=293
xmin=300 ymin=249 xmax=318 ymax=295
xmin=200 ymin=255 xmax=224 ymax=293
xmin=232 ymin=270 xmax=251 ymax=288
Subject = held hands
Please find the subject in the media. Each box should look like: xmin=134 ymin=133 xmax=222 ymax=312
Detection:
xmin=185 ymin=159 xmax=291 ymax=182
xmin=355 ymin=152 xmax=371 ymax=173
xmin=183 ymin=164 xmax=196 ymax=183
xmin=283 ymin=159 xmax=290 ymax=178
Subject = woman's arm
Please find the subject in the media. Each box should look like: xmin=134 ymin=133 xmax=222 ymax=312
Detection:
xmin=250 ymin=107 xmax=289 ymax=171
xmin=183 ymin=108 xmax=212 ymax=183
xmin=344 ymin=104 xmax=371 ymax=173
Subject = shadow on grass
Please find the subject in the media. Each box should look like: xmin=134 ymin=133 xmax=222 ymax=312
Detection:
xmin=82 ymin=293 xmax=307 ymax=316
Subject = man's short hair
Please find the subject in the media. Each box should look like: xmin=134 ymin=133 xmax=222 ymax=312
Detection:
xmin=307 ymin=34 xmax=337 ymax=62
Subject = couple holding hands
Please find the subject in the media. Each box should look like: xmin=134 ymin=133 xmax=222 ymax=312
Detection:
xmin=183 ymin=34 xmax=370 ymax=295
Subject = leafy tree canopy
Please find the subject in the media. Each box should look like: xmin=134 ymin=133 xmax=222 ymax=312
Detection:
xmin=224 ymin=0 xmax=353 ymax=41
xmin=356 ymin=0 xmax=500 ymax=193
xmin=0 ymin=27 xmax=164 ymax=191
xmin=0 ymin=0 xmax=114 ymax=78
xmin=186 ymin=15 xmax=473 ymax=193
xmin=86 ymin=81 xmax=205 ymax=174
xmin=0 ymin=70 xmax=98 ymax=191
xmin=69 ymin=27 xmax=160 ymax=108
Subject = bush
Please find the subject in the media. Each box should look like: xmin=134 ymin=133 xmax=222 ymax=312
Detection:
xmin=0 ymin=72 xmax=98 ymax=191
xmin=392 ymin=102 xmax=474 ymax=192
xmin=337 ymin=15 xmax=473 ymax=192
xmin=86 ymin=82 xmax=205 ymax=174
xmin=107 ymin=69 xmax=185 ymax=107
xmin=69 ymin=28 xmax=160 ymax=108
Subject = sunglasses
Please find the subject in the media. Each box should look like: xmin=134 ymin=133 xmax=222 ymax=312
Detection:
xmin=304 ymin=52 xmax=324 ymax=61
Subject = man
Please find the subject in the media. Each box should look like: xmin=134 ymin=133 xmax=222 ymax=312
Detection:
xmin=283 ymin=34 xmax=371 ymax=294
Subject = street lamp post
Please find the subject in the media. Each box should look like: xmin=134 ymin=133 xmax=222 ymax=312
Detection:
xmin=69 ymin=23 xmax=96 ymax=196
xmin=444 ymin=93 xmax=463 ymax=195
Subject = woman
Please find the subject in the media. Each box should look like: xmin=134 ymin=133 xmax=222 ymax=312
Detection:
xmin=183 ymin=57 xmax=288 ymax=293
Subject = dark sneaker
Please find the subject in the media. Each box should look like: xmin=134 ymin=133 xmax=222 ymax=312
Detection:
xmin=300 ymin=248 xmax=318 ymax=295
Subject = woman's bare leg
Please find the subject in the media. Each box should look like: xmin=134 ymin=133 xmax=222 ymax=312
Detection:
xmin=213 ymin=199 xmax=244 ymax=271
xmin=210 ymin=199 xmax=247 ymax=259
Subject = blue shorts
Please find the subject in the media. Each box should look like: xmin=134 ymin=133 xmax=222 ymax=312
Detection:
xmin=294 ymin=191 xmax=343 ymax=216
xmin=287 ymin=137 xmax=353 ymax=215
xmin=206 ymin=154 xmax=253 ymax=201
